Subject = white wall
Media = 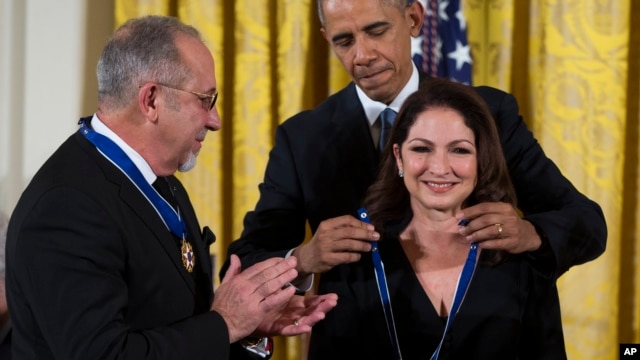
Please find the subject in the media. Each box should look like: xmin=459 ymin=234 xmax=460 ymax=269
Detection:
xmin=0 ymin=0 xmax=113 ymax=216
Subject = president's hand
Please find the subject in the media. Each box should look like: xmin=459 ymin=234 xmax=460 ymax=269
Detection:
xmin=456 ymin=202 xmax=542 ymax=254
xmin=293 ymin=215 xmax=380 ymax=275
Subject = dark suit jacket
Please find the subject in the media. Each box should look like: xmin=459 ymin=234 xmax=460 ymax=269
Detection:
xmin=226 ymin=79 xmax=606 ymax=278
xmin=5 ymin=118 xmax=248 ymax=359
xmin=308 ymin=214 xmax=567 ymax=359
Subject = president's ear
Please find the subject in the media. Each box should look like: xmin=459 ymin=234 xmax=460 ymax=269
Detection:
xmin=407 ymin=1 xmax=424 ymax=37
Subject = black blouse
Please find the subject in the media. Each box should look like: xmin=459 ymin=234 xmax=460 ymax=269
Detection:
xmin=308 ymin=216 xmax=567 ymax=360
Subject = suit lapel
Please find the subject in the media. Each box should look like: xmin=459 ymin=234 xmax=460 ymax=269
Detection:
xmin=168 ymin=176 xmax=214 ymax=302
xmin=331 ymin=83 xmax=379 ymax=181
xmin=119 ymin=177 xmax=199 ymax=293
xmin=78 ymin=132 xmax=199 ymax=297
xmin=295 ymin=83 xmax=381 ymax=228
xmin=332 ymin=74 xmax=430 ymax=180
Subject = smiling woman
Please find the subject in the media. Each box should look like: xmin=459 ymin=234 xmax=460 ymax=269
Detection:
xmin=393 ymin=106 xmax=478 ymax=214
xmin=366 ymin=77 xmax=516 ymax=234
xmin=304 ymin=78 xmax=567 ymax=359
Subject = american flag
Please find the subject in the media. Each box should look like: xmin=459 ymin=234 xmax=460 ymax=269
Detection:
xmin=410 ymin=0 xmax=473 ymax=85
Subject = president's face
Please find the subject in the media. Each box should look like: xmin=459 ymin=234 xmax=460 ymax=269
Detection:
xmin=320 ymin=0 xmax=422 ymax=104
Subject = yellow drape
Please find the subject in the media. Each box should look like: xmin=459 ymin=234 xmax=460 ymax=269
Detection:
xmin=115 ymin=0 xmax=640 ymax=359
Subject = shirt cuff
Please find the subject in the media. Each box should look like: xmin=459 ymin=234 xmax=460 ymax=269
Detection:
xmin=285 ymin=248 xmax=314 ymax=292
xmin=524 ymin=221 xmax=556 ymax=279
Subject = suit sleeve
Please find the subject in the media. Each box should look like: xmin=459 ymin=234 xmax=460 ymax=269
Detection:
xmin=11 ymin=187 xmax=232 ymax=360
xmin=221 ymin=123 xmax=308 ymax=278
xmin=477 ymin=86 xmax=607 ymax=277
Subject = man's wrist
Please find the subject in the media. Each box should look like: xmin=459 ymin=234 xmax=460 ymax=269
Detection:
xmin=523 ymin=220 xmax=556 ymax=278
xmin=527 ymin=224 xmax=550 ymax=256
xmin=286 ymin=247 xmax=314 ymax=290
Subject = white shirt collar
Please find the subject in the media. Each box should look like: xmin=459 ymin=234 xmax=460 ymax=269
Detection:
xmin=355 ymin=63 xmax=420 ymax=126
xmin=90 ymin=114 xmax=157 ymax=185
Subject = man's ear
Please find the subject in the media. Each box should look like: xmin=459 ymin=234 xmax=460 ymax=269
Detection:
xmin=406 ymin=1 xmax=424 ymax=37
xmin=320 ymin=27 xmax=329 ymax=42
xmin=138 ymin=83 xmax=159 ymax=122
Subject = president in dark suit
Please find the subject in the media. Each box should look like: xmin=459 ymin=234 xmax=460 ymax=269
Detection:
xmin=226 ymin=0 xmax=605 ymax=281
xmin=223 ymin=0 xmax=606 ymax=356
xmin=5 ymin=15 xmax=336 ymax=360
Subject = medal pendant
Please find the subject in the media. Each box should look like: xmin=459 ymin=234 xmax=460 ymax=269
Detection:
xmin=181 ymin=238 xmax=195 ymax=272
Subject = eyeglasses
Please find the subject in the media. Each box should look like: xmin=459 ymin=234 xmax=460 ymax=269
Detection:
xmin=154 ymin=83 xmax=218 ymax=111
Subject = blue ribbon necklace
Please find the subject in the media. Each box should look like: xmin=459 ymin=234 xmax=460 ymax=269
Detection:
xmin=358 ymin=208 xmax=402 ymax=360
xmin=79 ymin=118 xmax=195 ymax=272
xmin=357 ymin=208 xmax=479 ymax=360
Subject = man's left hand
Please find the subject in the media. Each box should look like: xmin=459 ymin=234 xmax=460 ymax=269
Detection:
xmin=254 ymin=293 xmax=338 ymax=337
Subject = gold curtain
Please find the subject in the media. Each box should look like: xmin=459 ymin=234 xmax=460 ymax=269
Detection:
xmin=115 ymin=0 xmax=639 ymax=359
xmin=466 ymin=1 xmax=640 ymax=359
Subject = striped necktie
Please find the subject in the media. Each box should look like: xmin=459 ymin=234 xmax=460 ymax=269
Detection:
xmin=378 ymin=108 xmax=397 ymax=154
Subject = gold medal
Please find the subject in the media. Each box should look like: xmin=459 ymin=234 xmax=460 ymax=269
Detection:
xmin=181 ymin=239 xmax=195 ymax=272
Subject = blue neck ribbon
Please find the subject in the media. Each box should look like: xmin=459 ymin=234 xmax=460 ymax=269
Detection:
xmin=79 ymin=119 xmax=186 ymax=239
xmin=357 ymin=208 xmax=479 ymax=360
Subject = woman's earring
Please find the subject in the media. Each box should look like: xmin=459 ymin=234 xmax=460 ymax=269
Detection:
xmin=398 ymin=169 xmax=404 ymax=178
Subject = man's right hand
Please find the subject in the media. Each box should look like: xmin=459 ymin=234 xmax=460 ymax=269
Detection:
xmin=292 ymin=215 xmax=380 ymax=275
xmin=212 ymin=254 xmax=298 ymax=343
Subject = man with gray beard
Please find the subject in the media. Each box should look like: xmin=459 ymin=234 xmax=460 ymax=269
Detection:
xmin=5 ymin=15 xmax=336 ymax=360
